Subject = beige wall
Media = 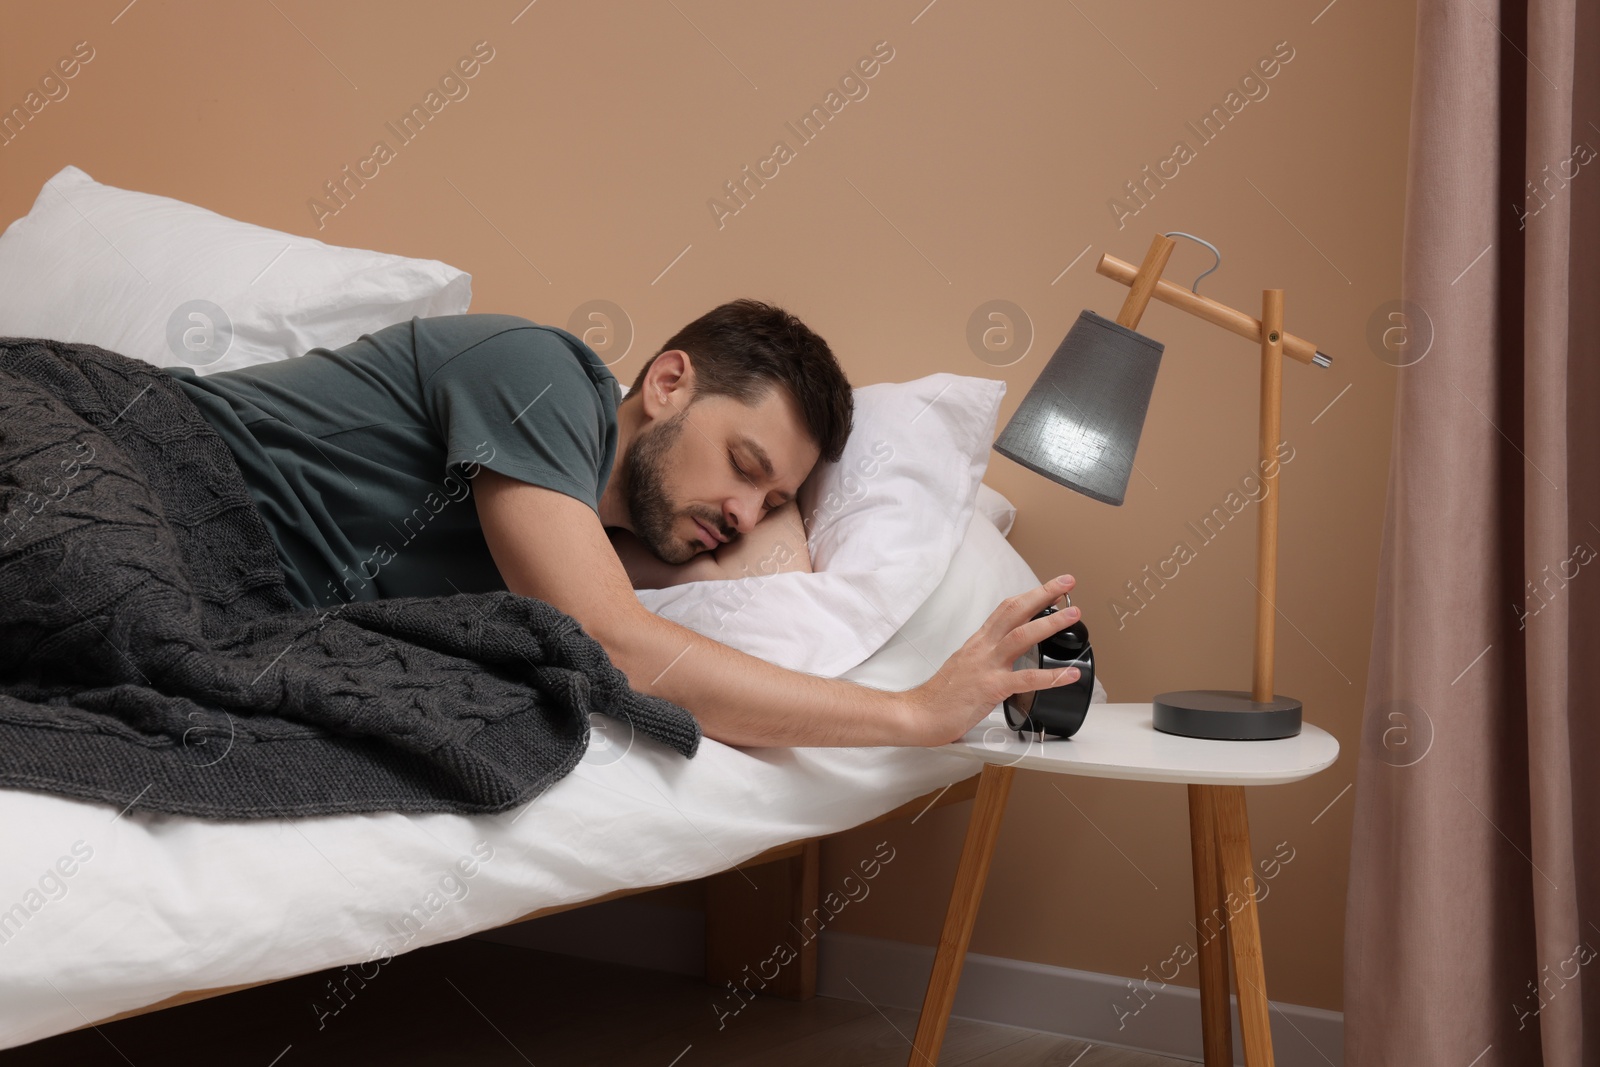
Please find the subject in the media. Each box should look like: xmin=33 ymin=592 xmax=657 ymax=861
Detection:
xmin=2 ymin=0 xmax=1414 ymax=1014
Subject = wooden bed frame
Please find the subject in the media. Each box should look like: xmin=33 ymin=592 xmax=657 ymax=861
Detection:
xmin=71 ymin=773 xmax=982 ymax=1033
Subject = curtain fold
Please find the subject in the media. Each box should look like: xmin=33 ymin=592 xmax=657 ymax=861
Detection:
xmin=1345 ymin=0 xmax=1599 ymax=1064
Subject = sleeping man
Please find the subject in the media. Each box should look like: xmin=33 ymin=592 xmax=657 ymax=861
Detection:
xmin=164 ymin=299 xmax=1083 ymax=749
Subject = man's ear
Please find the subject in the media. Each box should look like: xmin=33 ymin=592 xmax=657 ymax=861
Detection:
xmin=642 ymin=350 xmax=696 ymax=419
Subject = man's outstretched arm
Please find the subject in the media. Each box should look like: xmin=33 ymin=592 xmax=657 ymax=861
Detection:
xmin=473 ymin=471 xmax=1081 ymax=748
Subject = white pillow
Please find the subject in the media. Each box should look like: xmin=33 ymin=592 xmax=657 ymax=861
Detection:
xmin=634 ymin=373 xmax=1006 ymax=679
xmin=975 ymin=483 xmax=1017 ymax=537
xmin=0 ymin=165 xmax=471 ymax=374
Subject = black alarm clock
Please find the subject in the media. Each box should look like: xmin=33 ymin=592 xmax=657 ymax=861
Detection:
xmin=1002 ymin=601 xmax=1095 ymax=739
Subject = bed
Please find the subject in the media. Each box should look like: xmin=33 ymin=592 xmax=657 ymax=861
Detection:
xmin=0 ymin=502 xmax=1104 ymax=1049
xmin=0 ymin=166 xmax=1106 ymax=1050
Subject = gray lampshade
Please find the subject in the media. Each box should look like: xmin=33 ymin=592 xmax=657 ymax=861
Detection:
xmin=992 ymin=309 xmax=1164 ymax=506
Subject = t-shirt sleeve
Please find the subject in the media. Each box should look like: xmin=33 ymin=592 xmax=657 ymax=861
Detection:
xmin=423 ymin=327 xmax=612 ymax=513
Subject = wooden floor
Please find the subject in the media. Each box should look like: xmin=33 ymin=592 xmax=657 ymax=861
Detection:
xmin=0 ymin=939 xmax=1197 ymax=1066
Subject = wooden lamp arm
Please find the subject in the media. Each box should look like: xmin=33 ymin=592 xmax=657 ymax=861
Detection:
xmin=1097 ymin=248 xmax=1332 ymax=368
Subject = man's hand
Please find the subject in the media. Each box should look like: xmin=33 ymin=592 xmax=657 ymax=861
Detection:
xmin=903 ymin=575 xmax=1083 ymax=745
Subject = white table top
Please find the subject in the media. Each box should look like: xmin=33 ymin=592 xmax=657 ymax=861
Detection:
xmin=950 ymin=703 xmax=1339 ymax=786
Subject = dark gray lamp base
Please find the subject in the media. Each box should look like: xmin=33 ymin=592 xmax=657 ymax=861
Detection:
xmin=1153 ymin=689 xmax=1303 ymax=740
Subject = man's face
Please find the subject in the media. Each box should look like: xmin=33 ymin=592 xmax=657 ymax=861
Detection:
xmin=622 ymin=387 xmax=820 ymax=565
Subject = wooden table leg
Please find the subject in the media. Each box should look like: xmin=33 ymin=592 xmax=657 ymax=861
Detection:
xmin=1213 ymin=784 xmax=1275 ymax=1067
xmin=1188 ymin=784 xmax=1234 ymax=1067
xmin=908 ymin=762 xmax=1016 ymax=1066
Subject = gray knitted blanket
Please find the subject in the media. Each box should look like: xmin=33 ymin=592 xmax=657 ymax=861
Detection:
xmin=0 ymin=337 xmax=700 ymax=820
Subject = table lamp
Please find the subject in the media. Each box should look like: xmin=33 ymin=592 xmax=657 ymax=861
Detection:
xmin=992 ymin=232 xmax=1332 ymax=740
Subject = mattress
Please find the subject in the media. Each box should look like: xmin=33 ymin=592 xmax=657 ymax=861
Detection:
xmin=0 ymin=510 xmax=1103 ymax=1049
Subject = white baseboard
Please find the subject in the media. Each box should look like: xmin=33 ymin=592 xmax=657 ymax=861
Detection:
xmin=473 ymin=898 xmax=1343 ymax=1066
xmin=818 ymin=929 xmax=1343 ymax=1067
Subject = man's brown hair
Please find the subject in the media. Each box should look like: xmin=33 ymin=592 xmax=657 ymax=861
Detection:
xmin=627 ymin=299 xmax=853 ymax=464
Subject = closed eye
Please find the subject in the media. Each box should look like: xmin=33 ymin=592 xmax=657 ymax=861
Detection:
xmin=730 ymin=452 xmax=777 ymax=514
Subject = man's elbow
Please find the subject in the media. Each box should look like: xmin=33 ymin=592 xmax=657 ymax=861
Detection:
xmin=584 ymin=600 xmax=673 ymax=693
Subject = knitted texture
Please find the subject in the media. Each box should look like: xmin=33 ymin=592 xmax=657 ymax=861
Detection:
xmin=0 ymin=338 xmax=700 ymax=819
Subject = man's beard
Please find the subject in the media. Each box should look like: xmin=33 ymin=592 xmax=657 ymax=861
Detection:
xmin=622 ymin=406 xmax=715 ymax=565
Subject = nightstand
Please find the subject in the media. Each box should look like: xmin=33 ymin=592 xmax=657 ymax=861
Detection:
xmin=908 ymin=702 xmax=1340 ymax=1067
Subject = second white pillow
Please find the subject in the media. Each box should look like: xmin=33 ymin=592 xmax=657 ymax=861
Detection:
xmin=974 ymin=483 xmax=1018 ymax=538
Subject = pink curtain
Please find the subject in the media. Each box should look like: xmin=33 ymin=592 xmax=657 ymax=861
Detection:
xmin=1345 ymin=0 xmax=1600 ymax=1064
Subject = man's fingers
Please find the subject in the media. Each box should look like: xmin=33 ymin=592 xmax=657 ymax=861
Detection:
xmin=1036 ymin=574 xmax=1075 ymax=608
xmin=997 ymin=605 xmax=1081 ymax=663
xmin=985 ymin=575 xmax=1075 ymax=639
xmin=1010 ymin=665 xmax=1081 ymax=696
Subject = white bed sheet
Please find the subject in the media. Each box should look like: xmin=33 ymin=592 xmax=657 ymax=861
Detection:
xmin=0 ymin=511 xmax=1102 ymax=1049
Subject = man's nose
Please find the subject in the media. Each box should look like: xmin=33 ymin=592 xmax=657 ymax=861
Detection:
xmin=724 ymin=498 xmax=759 ymax=538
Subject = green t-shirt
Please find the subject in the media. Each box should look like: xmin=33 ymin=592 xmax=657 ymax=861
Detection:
xmin=166 ymin=313 xmax=621 ymax=611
